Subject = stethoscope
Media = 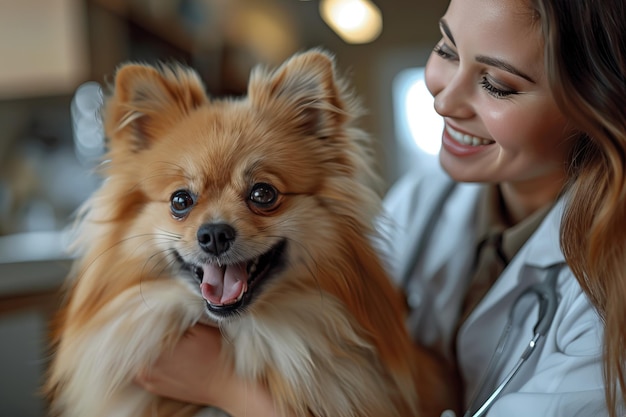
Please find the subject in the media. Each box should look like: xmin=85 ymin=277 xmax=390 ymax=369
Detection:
xmin=454 ymin=263 xmax=561 ymax=417
xmin=398 ymin=181 xmax=562 ymax=417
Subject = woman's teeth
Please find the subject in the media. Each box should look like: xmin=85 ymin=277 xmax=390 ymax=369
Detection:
xmin=446 ymin=125 xmax=495 ymax=146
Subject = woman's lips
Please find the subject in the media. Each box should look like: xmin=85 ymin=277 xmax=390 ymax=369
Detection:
xmin=441 ymin=124 xmax=495 ymax=157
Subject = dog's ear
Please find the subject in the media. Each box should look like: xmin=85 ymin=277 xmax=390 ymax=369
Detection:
xmin=248 ymin=49 xmax=357 ymax=140
xmin=104 ymin=63 xmax=208 ymax=152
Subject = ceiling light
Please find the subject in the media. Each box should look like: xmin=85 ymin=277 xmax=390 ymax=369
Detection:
xmin=319 ymin=0 xmax=382 ymax=44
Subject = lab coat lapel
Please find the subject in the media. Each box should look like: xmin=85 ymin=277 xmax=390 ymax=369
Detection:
xmin=457 ymin=198 xmax=567 ymax=394
xmin=463 ymin=197 xmax=566 ymax=325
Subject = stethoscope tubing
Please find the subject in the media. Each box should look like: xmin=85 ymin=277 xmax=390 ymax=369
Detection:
xmin=465 ymin=333 xmax=542 ymax=417
xmin=462 ymin=265 xmax=561 ymax=417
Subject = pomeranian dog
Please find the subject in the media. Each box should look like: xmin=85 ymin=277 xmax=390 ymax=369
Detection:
xmin=46 ymin=49 xmax=440 ymax=417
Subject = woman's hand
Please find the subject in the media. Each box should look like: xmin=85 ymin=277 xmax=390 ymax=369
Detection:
xmin=135 ymin=324 xmax=281 ymax=416
xmin=135 ymin=324 xmax=223 ymax=405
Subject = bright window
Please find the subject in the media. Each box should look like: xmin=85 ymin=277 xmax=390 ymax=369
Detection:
xmin=392 ymin=67 xmax=443 ymax=155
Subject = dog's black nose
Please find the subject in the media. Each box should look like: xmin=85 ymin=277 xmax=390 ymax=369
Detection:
xmin=197 ymin=223 xmax=236 ymax=255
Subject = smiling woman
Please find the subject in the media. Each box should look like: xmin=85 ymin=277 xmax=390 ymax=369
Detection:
xmin=425 ymin=0 xmax=571 ymax=222
xmin=384 ymin=0 xmax=625 ymax=416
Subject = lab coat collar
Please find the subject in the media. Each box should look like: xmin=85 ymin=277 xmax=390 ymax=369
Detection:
xmin=516 ymin=196 xmax=567 ymax=269
xmin=461 ymin=196 xmax=567 ymax=328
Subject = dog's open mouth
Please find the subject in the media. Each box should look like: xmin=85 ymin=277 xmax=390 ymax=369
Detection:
xmin=177 ymin=240 xmax=286 ymax=317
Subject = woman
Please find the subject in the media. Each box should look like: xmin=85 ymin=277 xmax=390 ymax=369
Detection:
xmin=136 ymin=0 xmax=626 ymax=415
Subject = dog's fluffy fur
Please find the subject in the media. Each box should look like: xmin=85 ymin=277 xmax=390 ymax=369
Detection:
xmin=46 ymin=49 xmax=429 ymax=417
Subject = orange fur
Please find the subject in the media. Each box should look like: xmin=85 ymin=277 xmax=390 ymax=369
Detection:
xmin=46 ymin=49 xmax=430 ymax=417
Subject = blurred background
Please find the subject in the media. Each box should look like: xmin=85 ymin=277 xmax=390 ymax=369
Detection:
xmin=0 ymin=0 xmax=447 ymax=415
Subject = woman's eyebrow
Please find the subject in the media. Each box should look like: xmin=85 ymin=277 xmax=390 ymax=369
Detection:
xmin=475 ymin=55 xmax=536 ymax=83
xmin=439 ymin=19 xmax=456 ymax=46
xmin=440 ymin=18 xmax=536 ymax=84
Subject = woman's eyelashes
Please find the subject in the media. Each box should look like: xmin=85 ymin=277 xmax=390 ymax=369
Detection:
xmin=480 ymin=76 xmax=518 ymax=99
xmin=433 ymin=43 xmax=519 ymax=99
xmin=433 ymin=43 xmax=457 ymax=60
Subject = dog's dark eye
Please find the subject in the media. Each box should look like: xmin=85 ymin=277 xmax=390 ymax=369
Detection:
xmin=170 ymin=190 xmax=195 ymax=218
xmin=249 ymin=183 xmax=278 ymax=209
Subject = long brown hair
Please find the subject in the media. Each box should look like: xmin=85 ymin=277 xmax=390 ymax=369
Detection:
xmin=532 ymin=0 xmax=626 ymax=414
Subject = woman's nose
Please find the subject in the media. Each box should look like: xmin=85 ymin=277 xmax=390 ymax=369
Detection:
xmin=433 ymin=77 xmax=474 ymax=119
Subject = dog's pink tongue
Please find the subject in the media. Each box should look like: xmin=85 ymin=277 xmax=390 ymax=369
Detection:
xmin=200 ymin=263 xmax=247 ymax=305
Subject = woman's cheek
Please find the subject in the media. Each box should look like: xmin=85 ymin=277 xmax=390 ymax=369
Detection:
xmin=483 ymin=107 xmax=519 ymax=149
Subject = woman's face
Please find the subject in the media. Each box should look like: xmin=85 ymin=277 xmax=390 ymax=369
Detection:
xmin=425 ymin=0 xmax=572 ymax=186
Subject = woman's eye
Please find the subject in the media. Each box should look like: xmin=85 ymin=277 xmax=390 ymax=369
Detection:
xmin=433 ymin=43 xmax=457 ymax=61
xmin=170 ymin=190 xmax=195 ymax=218
xmin=480 ymin=76 xmax=518 ymax=99
xmin=249 ymin=183 xmax=278 ymax=209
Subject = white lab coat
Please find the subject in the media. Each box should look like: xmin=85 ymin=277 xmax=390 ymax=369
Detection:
xmin=380 ymin=162 xmax=608 ymax=416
